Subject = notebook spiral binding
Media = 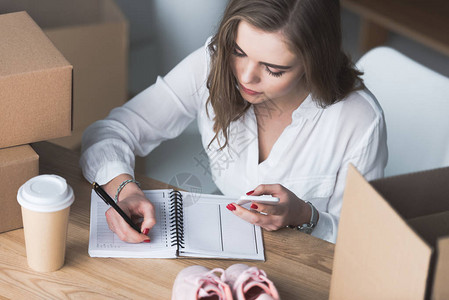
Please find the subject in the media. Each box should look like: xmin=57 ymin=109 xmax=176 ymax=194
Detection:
xmin=169 ymin=190 xmax=185 ymax=250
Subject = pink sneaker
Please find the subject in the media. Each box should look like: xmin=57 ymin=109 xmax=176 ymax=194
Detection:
xmin=172 ymin=265 xmax=233 ymax=300
xmin=224 ymin=264 xmax=280 ymax=300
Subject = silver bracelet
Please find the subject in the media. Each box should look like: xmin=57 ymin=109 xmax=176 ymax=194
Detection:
xmin=287 ymin=201 xmax=318 ymax=234
xmin=114 ymin=179 xmax=141 ymax=202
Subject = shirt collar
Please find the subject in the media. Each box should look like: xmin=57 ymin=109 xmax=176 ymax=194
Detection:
xmin=292 ymin=94 xmax=323 ymax=121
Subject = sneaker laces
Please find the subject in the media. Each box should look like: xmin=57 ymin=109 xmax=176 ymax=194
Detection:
xmin=233 ymin=267 xmax=276 ymax=298
xmin=233 ymin=267 xmax=269 ymax=289
xmin=185 ymin=268 xmax=229 ymax=298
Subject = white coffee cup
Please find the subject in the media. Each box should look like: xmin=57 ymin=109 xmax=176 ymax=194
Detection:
xmin=17 ymin=174 xmax=74 ymax=272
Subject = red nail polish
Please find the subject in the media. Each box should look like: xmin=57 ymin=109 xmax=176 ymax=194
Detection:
xmin=250 ymin=203 xmax=258 ymax=209
xmin=143 ymin=228 xmax=149 ymax=235
xmin=246 ymin=190 xmax=255 ymax=195
xmin=143 ymin=239 xmax=151 ymax=243
xmin=227 ymin=204 xmax=236 ymax=211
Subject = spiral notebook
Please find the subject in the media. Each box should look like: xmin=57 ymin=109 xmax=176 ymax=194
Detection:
xmin=88 ymin=189 xmax=265 ymax=260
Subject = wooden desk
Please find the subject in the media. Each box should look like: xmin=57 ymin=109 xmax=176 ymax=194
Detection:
xmin=341 ymin=0 xmax=449 ymax=56
xmin=0 ymin=142 xmax=334 ymax=299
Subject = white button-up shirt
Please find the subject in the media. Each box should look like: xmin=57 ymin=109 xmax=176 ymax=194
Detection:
xmin=80 ymin=39 xmax=388 ymax=243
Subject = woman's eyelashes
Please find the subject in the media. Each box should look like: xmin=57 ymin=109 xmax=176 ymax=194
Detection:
xmin=265 ymin=67 xmax=284 ymax=78
xmin=232 ymin=47 xmax=246 ymax=57
xmin=232 ymin=48 xmax=285 ymax=78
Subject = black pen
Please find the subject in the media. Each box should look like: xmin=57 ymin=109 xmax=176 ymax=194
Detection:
xmin=92 ymin=182 xmax=142 ymax=233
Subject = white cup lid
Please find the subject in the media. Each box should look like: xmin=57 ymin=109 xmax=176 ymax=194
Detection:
xmin=17 ymin=175 xmax=74 ymax=212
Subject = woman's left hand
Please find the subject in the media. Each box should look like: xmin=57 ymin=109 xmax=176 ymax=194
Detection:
xmin=227 ymin=184 xmax=313 ymax=231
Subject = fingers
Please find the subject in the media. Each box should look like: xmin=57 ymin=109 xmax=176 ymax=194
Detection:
xmin=245 ymin=184 xmax=286 ymax=215
xmin=227 ymin=203 xmax=284 ymax=231
xmin=229 ymin=184 xmax=295 ymax=230
xmin=249 ymin=202 xmax=282 ymax=216
xmin=250 ymin=184 xmax=284 ymax=197
xmin=105 ymin=207 xmax=149 ymax=243
xmin=139 ymin=201 xmax=157 ymax=234
xmin=105 ymin=196 xmax=156 ymax=243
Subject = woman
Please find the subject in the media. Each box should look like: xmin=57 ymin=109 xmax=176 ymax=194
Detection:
xmin=80 ymin=0 xmax=387 ymax=244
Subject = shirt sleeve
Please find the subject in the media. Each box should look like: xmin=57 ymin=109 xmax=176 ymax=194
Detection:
xmin=80 ymin=42 xmax=210 ymax=185
xmin=311 ymin=98 xmax=388 ymax=243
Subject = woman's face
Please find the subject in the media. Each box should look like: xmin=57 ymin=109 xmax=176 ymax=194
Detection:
xmin=231 ymin=20 xmax=307 ymax=108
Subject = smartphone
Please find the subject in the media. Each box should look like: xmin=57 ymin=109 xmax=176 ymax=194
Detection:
xmin=236 ymin=195 xmax=280 ymax=206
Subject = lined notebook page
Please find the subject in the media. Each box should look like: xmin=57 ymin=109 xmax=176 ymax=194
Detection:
xmin=88 ymin=190 xmax=264 ymax=260
xmin=180 ymin=191 xmax=264 ymax=260
xmin=88 ymin=190 xmax=177 ymax=258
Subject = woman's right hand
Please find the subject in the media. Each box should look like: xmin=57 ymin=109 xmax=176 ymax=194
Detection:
xmin=102 ymin=174 xmax=156 ymax=243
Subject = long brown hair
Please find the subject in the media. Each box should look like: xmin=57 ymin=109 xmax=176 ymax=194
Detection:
xmin=206 ymin=0 xmax=364 ymax=149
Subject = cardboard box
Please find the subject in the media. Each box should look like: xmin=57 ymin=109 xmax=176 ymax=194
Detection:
xmin=47 ymin=128 xmax=85 ymax=152
xmin=0 ymin=0 xmax=129 ymax=150
xmin=0 ymin=11 xmax=73 ymax=149
xmin=330 ymin=165 xmax=449 ymax=300
xmin=0 ymin=145 xmax=39 ymax=233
